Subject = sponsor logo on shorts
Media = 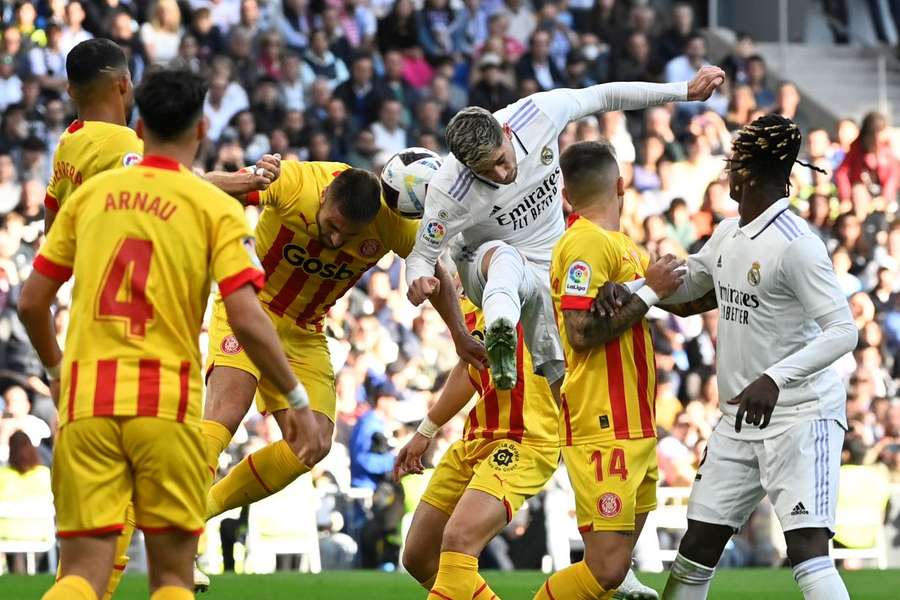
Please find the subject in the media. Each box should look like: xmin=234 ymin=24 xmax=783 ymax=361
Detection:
xmin=564 ymin=261 xmax=591 ymax=295
xmin=490 ymin=442 xmax=520 ymax=472
xmin=221 ymin=334 xmax=243 ymax=355
xmin=597 ymin=492 xmax=622 ymax=518
xmin=359 ymin=238 xmax=381 ymax=258
xmin=122 ymin=152 xmax=142 ymax=166
xmin=421 ymin=219 xmax=446 ymax=248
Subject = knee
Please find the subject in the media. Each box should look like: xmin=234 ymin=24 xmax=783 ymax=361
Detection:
xmin=292 ymin=434 xmax=332 ymax=466
xmin=678 ymin=522 xmax=730 ymax=568
xmin=785 ymin=528 xmax=829 ymax=565
xmin=401 ymin=545 xmax=435 ymax=584
xmin=584 ymin=554 xmax=629 ymax=591
xmin=440 ymin=523 xmax=480 ymax=555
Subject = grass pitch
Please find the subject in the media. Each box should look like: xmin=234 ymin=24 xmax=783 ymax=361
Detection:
xmin=4 ymin=569 xmax=898 ymax=599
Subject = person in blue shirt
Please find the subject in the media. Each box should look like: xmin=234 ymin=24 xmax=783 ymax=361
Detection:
xmin=349 ymin=383 xmax=398 ymax=491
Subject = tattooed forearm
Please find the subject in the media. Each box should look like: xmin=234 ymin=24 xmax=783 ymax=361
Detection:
xmin=662 ymin=289 xmax=718 ymax=317
xmin=563 ymin=294 xmax=651 ymax=352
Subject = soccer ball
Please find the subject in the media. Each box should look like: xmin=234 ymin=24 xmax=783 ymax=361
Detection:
xmin=381 ymin=148 xmax=442 ymax=219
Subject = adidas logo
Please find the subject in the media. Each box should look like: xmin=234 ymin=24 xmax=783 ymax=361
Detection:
xmin=490 ymin=205 xmax=502 ymax=216
xmin=791 ymin=502 xmax=808 ymax=516
xmin=716 ymin=255 xmax=723 ymax=268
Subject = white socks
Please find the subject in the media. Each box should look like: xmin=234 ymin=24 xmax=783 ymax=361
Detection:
xmin=661 ymin=553 xmax=715 ymax=600
xmin=793 ymin=556 xmax=849 ymax=600
xmin=482 ymin=245 xmax=532 ymax=330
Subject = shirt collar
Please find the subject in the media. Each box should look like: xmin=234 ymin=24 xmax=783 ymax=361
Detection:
xmin=738 ymin=197 xmax=790 ymax=240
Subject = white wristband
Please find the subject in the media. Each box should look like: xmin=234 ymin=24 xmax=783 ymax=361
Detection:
xmin=635 ymin=285 xmax=660 ymax=308
xmin=625 ymin=278 xmax=646 ymax=293
xmin=416 ymin=416 xmax=439 ymax=439
xmin=286 ymin=384 xmax=310 ymax=409
xmin=45 ymin=362 xmax=61 ymax=380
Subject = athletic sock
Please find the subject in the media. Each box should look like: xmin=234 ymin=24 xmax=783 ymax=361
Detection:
xmin=102 ymin=504 xmax=135 ymax=600
xmin=533 ymin=561 xmax=612 ymax=600
xmin=472 ymin=573 xmax=499 ymax=599
xmin=661 ymin=552 xmax=715 ymax=600
xmin=149 ymin=586 xmax=194 ymax=600
xmin=430 ymin=551 xmax=479 ymax=600
xmin=42 ymin=575 xmax=98 ymax=600
xmin=482 ymin=245 xmax=530 ymax=331
xmin=793 ymin=556 xmax=849 ymax=600
xmin=201 ymin=419 xmax=233 ymax=480
xmin=206 ymin=440 xmax=307 ymax=519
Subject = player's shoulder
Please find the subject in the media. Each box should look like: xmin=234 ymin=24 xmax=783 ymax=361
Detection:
xmin=429 ymin=153 xmax=473 ymax=202
xmin=282 ymin=160 xmax=349 ymax=204
xmin=769 ymin=208 xmax=815 ymax=246
xmin=555 ymin=215 xmax=614 ymax=257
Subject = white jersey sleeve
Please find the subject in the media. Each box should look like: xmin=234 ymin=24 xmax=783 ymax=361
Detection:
xmin=405 ymin=181 xmax=472 ymax=284
xmin=533 ymin=81 xmax=688 ymax=131
xmin=762 ymin=235 xmax=857 ymax=388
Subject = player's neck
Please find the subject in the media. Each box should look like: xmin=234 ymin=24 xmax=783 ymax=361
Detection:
xmin=77 ymin=99 xmax=126 ymax=127
xmin=737 ymin=188 xmax=783 ymax=227
xmin=576 ymin=200 xmax=620 ymax=232
xmin=143 ymin=140 xmax=198 ymax=170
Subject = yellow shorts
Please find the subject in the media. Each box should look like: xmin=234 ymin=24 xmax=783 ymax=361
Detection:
xmin=421 ymin=438 xmax=559 ymax=520
xmin=53 ymin=417 xmax=206 ymax=537
xmin=206 ymin=297 xmax=336 ymax=420
xmin=563 ymin=437 xmax=658 ymax=533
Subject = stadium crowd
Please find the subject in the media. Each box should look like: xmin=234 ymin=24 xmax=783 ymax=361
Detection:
xmin=0 ymin=0 xmax=898 ymax=575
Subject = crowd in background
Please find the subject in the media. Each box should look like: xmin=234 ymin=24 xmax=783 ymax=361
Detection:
xmin=0 ymin=0 xmax=898 ymax=574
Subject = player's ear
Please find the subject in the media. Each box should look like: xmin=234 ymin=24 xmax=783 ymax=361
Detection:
xmin=135 ymin=118 xmax=145 ymax=140
xmin=617 ymin=176 xmax=625 ymax=196
xmin=502 ymin=122 xmax=513 ymax=140
xmin=196 ymin=116 xmax=209 ymax=142
xmin=118 ymin=74 xmax=129 ymax=96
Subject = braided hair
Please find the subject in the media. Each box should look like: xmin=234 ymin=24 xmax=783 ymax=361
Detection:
xmin=726 ymin=114 xmax=827 ymax=195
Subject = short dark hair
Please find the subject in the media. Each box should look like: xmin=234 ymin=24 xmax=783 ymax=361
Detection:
xmin=66 ymin=38 xmax=128 ymax=87
xmin=135 ymin=67 xmax=207 ymax=141
xmin=328 ymin=168 xmax=383 ymax=223
xmin=559 ymin=140 xmax=619 ymax=205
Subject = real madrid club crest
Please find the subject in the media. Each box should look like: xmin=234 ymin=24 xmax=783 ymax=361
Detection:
xmin=747 ymin=261 xmax=761 ymax=286
xmin=541 ymin=146 xmax=554 ymax=165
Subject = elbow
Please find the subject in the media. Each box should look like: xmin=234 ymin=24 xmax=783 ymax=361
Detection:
xmin=17 ymin=290 xmax=42 ymax=326
xmin=843 ymin=325 xmax=860 ymax=355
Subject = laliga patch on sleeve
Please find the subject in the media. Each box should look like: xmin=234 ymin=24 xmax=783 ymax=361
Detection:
xmin=122 ymin=152 xmax=142 ymax=167
xmin=421 ymin=219 xmax=447 ymax=248
xmin=564 ymin=260 xmax=591 ymax=295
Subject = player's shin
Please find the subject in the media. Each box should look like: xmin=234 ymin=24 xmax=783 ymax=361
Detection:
xmin=206 ymin=440 xmax=307 ymax=519
xmin=792 ymin=556 xmax=849 ymax=600
xmin=201 ymin=420 xmax=233 ymax=482
xmin=660 ymin=553 xmax=715 ymax=600
xmin=42 ymin=575 xmax=99 ymax=600
xmin=533 ymin=561 xmax=613 ymax=600
xmin=430 ymin=551 xmax=479 ymax=600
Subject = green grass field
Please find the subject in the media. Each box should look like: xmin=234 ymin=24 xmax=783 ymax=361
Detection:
xmin=4 ymin=570 xmax=899 ymax=599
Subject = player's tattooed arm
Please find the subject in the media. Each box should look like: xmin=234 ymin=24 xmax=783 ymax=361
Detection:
xmin=564 ymin=294 xmax=651 ymax=352
xmin=203 ymin=154 xmax=281 ymax=201
xmin=662 ymin=288 xmax=718 ymax=317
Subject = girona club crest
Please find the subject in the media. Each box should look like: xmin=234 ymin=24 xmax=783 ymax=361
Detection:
xmin=220 ymin=334 xmax=243 ymax=355
xmin=598 ymin=492 xmax=623 ymax=518
xmin=359 ymin=238 xmax=381 ymax=258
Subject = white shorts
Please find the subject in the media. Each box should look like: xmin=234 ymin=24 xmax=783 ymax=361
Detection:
xmin=687 ymin=419 xmax=844 ymax=533
xmin=453 ymin=240 xmax=565 ymax=383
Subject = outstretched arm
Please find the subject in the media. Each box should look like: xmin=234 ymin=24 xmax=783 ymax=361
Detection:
xmin=203 ymin=154 xmax=282 ymax=203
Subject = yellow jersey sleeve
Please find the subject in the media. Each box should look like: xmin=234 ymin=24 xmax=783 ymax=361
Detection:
xmin=210 ymin=195 xmax=265 ymax=297
xmin=557 ymin=225 xmax=620 ymax=312
xmin=246 ymin=161 xmax=350 ymax=210
xmin=34 ymin=188 xmax=80 ymax=280
xmin=93 ymin=127 xmax=144 ymax=173
xmin=376 ymin=205 xmax=419 ymax=258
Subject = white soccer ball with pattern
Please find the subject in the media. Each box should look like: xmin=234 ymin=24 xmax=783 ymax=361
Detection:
xmin=381 ymin=148 xmax=442 ymax=219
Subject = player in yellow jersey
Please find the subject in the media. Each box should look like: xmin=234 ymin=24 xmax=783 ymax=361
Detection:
xmin=198 ymin=158 xmax=481 ymax=562
xmin=44 ymin=39 xmax=278 ymax=599
xmin=536 ymin=141 xmax=685 ymax=600
xmin=18 ymin=68 xmax=321 ymax=600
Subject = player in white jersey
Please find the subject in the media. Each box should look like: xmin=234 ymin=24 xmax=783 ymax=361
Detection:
xmin=405 ymin=68 xmax=726 ymax=391
xmin=644 ymin=115 xmax=857 ymax=600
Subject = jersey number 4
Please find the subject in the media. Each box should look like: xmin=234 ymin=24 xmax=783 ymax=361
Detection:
xmin=97 ymin=238 xmax=155 ymax=338
xmin=592 ymin=448 xmax=629 ymax=482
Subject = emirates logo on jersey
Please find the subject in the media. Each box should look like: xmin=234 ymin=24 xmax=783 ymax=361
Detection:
xmin=220 ymin=335 xmax=243 ymax=355
xmin=598 ymin=492 xmax=623 ymax=518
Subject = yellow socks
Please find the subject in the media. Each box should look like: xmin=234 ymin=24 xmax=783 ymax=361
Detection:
xmin=150 ymin=586 xmax=194 ymax=600
xmin=102 ymin=504 xmax=135 ymax=600
xmin=206 ymin=440 xmax=307 ymax=519
xmin=473 ymin=573 xmax=499 ymax=599
xmin=42 ymin=575 xmax=98 ymax=600
xmin=429 ymin=551 xmax=479 ymax=600
xmin=533 ymin=561 xmax=613 ymax=600
xmin=201 ymin=419 xmax=233 ymax=479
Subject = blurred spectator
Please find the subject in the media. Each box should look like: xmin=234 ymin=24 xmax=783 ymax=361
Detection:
xmin=721 ymin=32 xmax=755 ymax=84
xmin=725 ymin=83 xmax=757 ymax=131
xmin=668 ymin=133 xmax=722 ymax=212
xmin=301 ymin=30 xmax=349 ymax=91
xmin=190 ymin=7 xmax=227 ymax=61
xmin=15 ymin=2 xmax=46 ymax=49
xmin=28 ymin=23 xmax=66 ymax=95
xmin=516 ymin=29 xmax=563 ymax=92
xmin=60 ymin=1 xmax=93 ymax=57
xmin=371 ymin=99 xmax=408 ymax=154
xmin=0 ymin=386 xmax=50 ymax=455
xmin=835 ymin=111 xmax=899 ymax=204
xmin=141 ymin=0 xmax=183 ymax=65
xmin=322 ymin=97 xmax=357 ymax=162
xmin=498 ymin=0 xmax=536 ymax=46
xmin=418 ymin=0 xmax=455 ymax=61
xmin=382 ymin=50 xmax=417 ymax=120
xmin=0 ymin=430 xmax=51 ymax=573
xmin=251 ymin=78 xmax=287 ymax=135
xmin=333 ymin=54 xmax=391 ymax=128
xmin=349 ymin=385 xmax=398 ymax=491
xmin=658 ymin=1 xmax=695 ymax=63
xmin=204 ymin=73 xmax=250 ymax=142
xmin=452 ymin=0 xmax=490 ymax=58
xmin=377 ymin=0 xmax=418 ymax=52
xmin=279 ymin=0 xmax=310 ymax=52
xmin=225 ymin=110 xmax=269 ymax=162
xmin=745 ymin=55 xmax=774 ymax=110
xmin=0 ymin=55 xmax=22 ymax=112
xmin=613 ymin=31 xmax=657 ymax=82
xmin=346 ymin=129 xmax=379 ymax=171
xmin=0 ymin=154 xmax=21 ymax=214
xmin=280 ymin=52 xmax=306 ymax=112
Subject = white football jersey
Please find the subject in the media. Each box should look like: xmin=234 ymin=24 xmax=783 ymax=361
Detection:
xmin=678 ymin=198 xmax=850 ymax=439
xmin=404 ymin=82 xmax=687 ymax=282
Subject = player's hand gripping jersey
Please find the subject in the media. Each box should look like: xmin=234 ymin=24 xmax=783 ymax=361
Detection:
xmin=44 ymin=120 xmax=143 ymax=212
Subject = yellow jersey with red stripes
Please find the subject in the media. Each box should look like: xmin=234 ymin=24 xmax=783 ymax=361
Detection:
xmin=35 ymin=155 xmax=263 ymax=427
xmin=461 ymin=299 xmax=559 ymax=447
xmin=45 ymin=120 xmax=143 ymax=212
xmin=246 ymin=160 xmax=418 ymax=329
xmin=550 ymin=214 xmax=657 ymax=446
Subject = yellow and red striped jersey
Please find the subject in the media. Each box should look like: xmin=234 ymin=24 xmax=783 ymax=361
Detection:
xmin=246 ymin=160 xmax=418 ymax=329
xmin=35 ymin=155 xmax=263 ymax=427
xmin=550 ymin=214 xmax=657 ymax=446
xmin=461 ymin=299 xmax=559 ymax=447
xmin=45 ymin=120 xmax=143 ymax=212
